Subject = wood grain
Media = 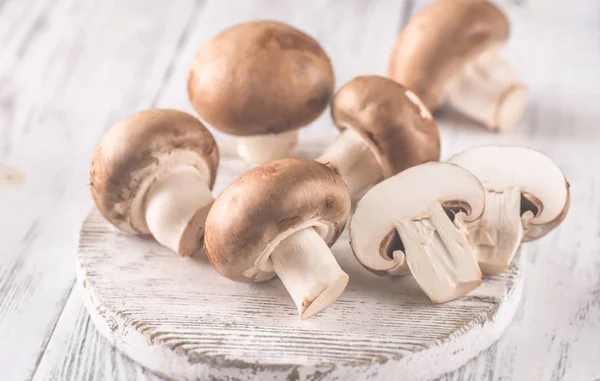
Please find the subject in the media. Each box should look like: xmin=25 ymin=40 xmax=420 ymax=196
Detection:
xmin=75 ymin=207 xmax=523 ymax=381
xmin=0 ymin=0 xmax=204 ymax=379
xmin=1 ymin=0 xmax=600 ymax=379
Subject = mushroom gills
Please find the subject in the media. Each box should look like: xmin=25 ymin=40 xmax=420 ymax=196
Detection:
xmin=237 ymin=129 xmax=299 ymax=166
xmin=317 ymin=128 xmax=383 ymax=198
xmin=393 ymin=201 xmax=481 ymax=303
xmin=144 ymin=166 xmax=214 ymax=256
xmin=467 ymin=187 xmax=535 ymax=275
xmin=270 ymin=227 xmax=349 ymax=320
xmin=445 ymin=52 xmax=527 ymax=132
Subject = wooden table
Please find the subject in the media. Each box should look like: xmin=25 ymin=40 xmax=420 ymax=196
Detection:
xmin=1 ymin=0 xmax=598 ymax=380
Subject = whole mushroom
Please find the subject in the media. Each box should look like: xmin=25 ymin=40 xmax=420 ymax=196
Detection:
xmin=350 ymin=162 xmax=485 ymax=303
xmin=449 ymin=146 xmax=570 ymax=275
xmin=205 ymin=158 xmax=351 ymax=319
xmin=188 ymin=21 xmax=335 ymax=166
xmin=389 ymin=0 xmax=527 ymax=132
xmin=90 ymin=109 xmax=219 ymax=256
xmin=317 ymin=76 xmax=440 ymax=199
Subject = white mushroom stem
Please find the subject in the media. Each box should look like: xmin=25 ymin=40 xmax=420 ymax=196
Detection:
xmin=467 ymin=187 xmax=527 ymax=276
xmin=445 ymin=53 xmax=528 ymax=132
xmin=144 ymin=166 xmax=214 ymax=256
xmin=316 ymin=128 xmax=383 ymax=198
xmin=237 ymin=129 xmax=299 ymax=166
xmin=394 ymin=202 xmax=481 ymax=303
xmin=270 ymin=227 xmax=349 ymax=319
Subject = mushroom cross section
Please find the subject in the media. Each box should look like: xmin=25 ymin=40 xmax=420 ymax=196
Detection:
xmin=449 ymin=146 xmax=570 ymax=275
xmin=350 ymin=162 xmax=484 ymax=303
xmin=389 ymin=0 xmax=527 ymax=131
xmin=188 ymin=21 xmax=335 ymax=165
xmin=317 ymin=76 xmax=440 ymax=199
xmin=204 ymin=158 xmax=351 ymax=319
xmin=90 ymin=109 xmax=219 ymax=256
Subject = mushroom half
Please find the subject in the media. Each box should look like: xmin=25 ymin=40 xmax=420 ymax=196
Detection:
xmin=350 ymin=163 xmax=485 ymax=303
xmin=205 ymin=158 xmax=351 ymax=319
xmin=389 ymin=0 xmax=527 ymax=131
xmin=316 ymin=76 xmax=440 ymax=199
xmin=90 ymin=109 xmax=219 ymax=256
xmin=449 ymin=146 xmax=570 ymax=275
xmin=188 ymin=21 xmax=335 ymax=165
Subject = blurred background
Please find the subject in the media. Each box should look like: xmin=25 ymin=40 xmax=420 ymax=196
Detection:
xmin=0 ymin=0 xmax=598 ymax=380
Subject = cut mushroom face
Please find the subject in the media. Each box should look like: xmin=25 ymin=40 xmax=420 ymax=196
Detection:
xmin=204 ymin=158 xmax=351 ymax=319
xmin=389 ymin=0 xmax=527 ymax=131
xmin=90 ymin=109 xmax=219 ymax=256
xmin=188 ymin=21 xmax=335 ymax=165
xmin=449 ymin=146 xmax=570 ymax=275
xmin=350 ymin=163 xmax=485 ymax=303
xmin=316 ymin=76 xmax=440 ymax=199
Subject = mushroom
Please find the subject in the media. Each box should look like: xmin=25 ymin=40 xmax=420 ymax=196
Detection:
xmin=350 ymin=162 xmax=485 ymax=303
xmin=204 ymin=158 xmax=351 ymax=319
xmin=90 ymin=109 xmax=219 ymax=256
xmin=389 ymin=0 xmax=527 ymax=131
xmin=449 ymin=146 xmax=570 ymax=275
xmin=188 ymin=21 xmax=335 ymax=165
xmin=316 ymin=76 xmax=440 ymax=199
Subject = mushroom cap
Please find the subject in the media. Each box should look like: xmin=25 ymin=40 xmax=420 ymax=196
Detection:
xmin=350 ymin=162 xmax=485 ymax=274
xmin=331 ymin=76 xmax=440 ymax=178
xmin=90 ymin=109 xmax=219 ymax=233
xmin=188 ymin=21 xmax=335 ymax=136
xmin=448 ymin=146 xmax=570 ymax=240
xmin=205 ymin=158 xmax=351 ymax=283
xmin=389 ymin=0 xmax=510 ymax=109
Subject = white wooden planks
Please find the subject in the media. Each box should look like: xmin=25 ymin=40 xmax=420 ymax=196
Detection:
xmin=0 ymin=0 xmax=204 ymax=379
xmin=1 ymin=0 xmax=599 ymax=379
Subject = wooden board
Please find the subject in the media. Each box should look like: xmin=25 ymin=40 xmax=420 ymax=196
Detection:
xmin=77 ymin=189 xmax=524 ymax=381
xmin=3 ymin=0 xmax=600 ymax=380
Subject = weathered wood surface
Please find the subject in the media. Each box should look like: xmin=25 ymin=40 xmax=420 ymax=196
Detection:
xmin=73 ymin=190 xmax=523 ymax=381
xmin=1 ymin=0 xmax=599 ymax=380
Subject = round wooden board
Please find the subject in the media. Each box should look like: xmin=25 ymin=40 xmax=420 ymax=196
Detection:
xmin=78 ymin=208 xmax=524 ymax=381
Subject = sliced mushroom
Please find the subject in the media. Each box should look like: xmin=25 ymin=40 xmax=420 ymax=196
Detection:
xmin=90 ymin=109 xmax=219 ymax=256
xmin=188 ymin=21 xmax=335 ymax=165
xmin=389 ymin=0 xmax=527 ymax=131
xmin=316 ymin=76 xmax=440 ymax=199
xmin=204 ymin=158 xmax=351 ymax=319
xmin=449 ymin=146 xmax=570 ymax=275
xmin=350 ymin=163 xmax=484 ymax=303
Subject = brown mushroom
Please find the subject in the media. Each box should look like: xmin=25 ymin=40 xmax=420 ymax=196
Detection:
xmin=389 ymin=0 xmax=527 ymax=131
xmin=188 ymin=21 xmax=335 ymax=165
xmin=90 ymin=109 xmax=219 ymax=256
xmin=205 ymin=158 xmax=351 ymax=319
xmin=317 ymin=76 xmax=440 ymax=198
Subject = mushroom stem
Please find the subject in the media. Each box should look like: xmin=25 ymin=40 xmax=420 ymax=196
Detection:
xmin=270 ymin=227 xmax=349 ymax=319
xmin=446 ymin=53 xmax=527 ymax=132
xmin=317 ymin=128 xmax=383 ymax=198
xmin=237 ymin=129 xmax=299 ymax=166
xmin=144 ymin=166 xmax=214 ymax=256
xmin=469 ymin=187 xmax=525 ymax=275
xmin=394 ymin=201 xmax=481 ymax=303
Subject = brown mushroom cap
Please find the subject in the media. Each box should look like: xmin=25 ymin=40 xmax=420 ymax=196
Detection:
xmin=389 ymin=0 xmax=510 ymax=109
xmin=188 ymin=21 xmax=335 ymax=136
xmin=205 ymin=158 xmax=351 ymax=283
xmin=331 ymin=76 xmax=440 ymax=178
xmin=90 ymin=109 xmax=219 ymax=233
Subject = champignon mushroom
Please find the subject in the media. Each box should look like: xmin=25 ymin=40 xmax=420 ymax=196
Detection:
xmin=204 ymin=158 xmax=350 ymax=319
xmin=90 ymin=109 xmax=219 ymax=256
xmin=350 ymin=162 xmax=484 ymax=303
xmin=389 ymin=0 xmax=527 ymax=131
xmin=316 ymin=76 xmax=440 ymax=199
xmin=188 ymin=21 xmax=335 ymax=165
xmin=449 ymin=146 xmax=570 ymax=275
